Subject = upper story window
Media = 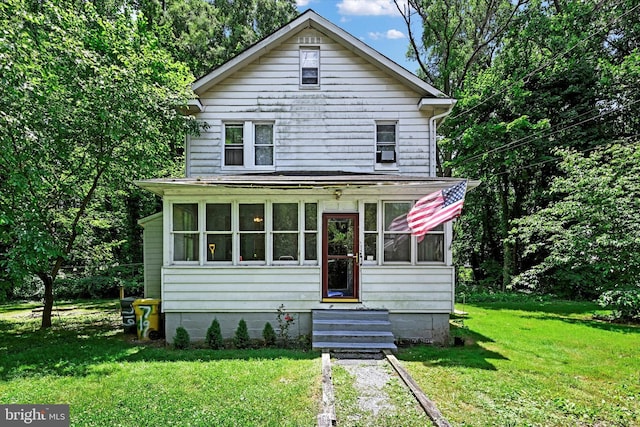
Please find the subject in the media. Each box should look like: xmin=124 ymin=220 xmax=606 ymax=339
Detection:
xmin=376 ymin=122 xmax=397 ymax=164
xmin=300 ymin=48 xmax=320 ymax=87
xmin=254 ymin=124 xmax=274 ymax=166
xmin=223 ymin=122 xmax=274 ymax=168
xmin=224 ymin=123 xmax=244 ymax=166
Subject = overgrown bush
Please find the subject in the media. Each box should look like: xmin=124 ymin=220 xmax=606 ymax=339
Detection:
xmin=597 ymin=286 xmax=640 ymax=322
xmin=173 ymin=326 xmax=190 ymax=349
xmin=205 ymin=318 xmax=224 ymax=349
xmin=262 ymin=322 xmax=276 ymax=346
xmin=234 ymin=319 xmax=250 ymax=349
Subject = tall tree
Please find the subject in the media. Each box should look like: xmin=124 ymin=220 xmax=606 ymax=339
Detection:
xmin=399 ymin=0 xmax=640 ymax=294
xmin=0 ymin=0 xmax=197 ymax=326
xmin=137 ymin=0 xmax=298 ymax=77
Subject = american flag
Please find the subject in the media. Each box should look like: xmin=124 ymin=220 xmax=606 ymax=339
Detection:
xmin=407 ymin=181 xmax=467 ymax=237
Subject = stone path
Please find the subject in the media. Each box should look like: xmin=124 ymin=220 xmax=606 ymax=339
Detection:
xmin=318 ymin=351 xmax=450 ymax=427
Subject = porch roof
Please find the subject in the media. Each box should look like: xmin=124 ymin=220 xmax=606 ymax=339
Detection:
xmin=136 ymin=173 xmax=480 ymax=197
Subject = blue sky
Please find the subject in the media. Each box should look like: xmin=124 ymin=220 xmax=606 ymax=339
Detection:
xmin=295 ymin=0 xmax=418 ymax=73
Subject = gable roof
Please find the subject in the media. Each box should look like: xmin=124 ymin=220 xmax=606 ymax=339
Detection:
xmin=192 ymin=9 xmax=451 ymax=102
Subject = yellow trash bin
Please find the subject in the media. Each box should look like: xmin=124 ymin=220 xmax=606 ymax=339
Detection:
xmin=133 ymin=299 xmax=162 ymax=340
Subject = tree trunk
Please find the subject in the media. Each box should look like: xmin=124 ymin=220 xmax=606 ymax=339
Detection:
xmin=39 ymin=273 xmax=54 ymax=329
xmin=499 ymin=175 xmax=513 ymax=291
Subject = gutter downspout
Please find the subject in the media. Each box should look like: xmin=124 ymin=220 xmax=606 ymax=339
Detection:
xmin=429 ymin=110 xmax=453 ymax=177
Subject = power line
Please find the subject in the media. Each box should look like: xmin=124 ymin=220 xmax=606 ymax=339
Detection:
xmin=448 ymin=1 xmax=640 ymax=122
xmin=493 ymin=133 xmax=640 ymax=177
xmin=461 ymin=97 xmax=640 ymax=164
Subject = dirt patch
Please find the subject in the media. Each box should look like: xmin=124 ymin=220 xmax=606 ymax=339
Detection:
xmin=334 ymin=355 xmax=395 ymax=416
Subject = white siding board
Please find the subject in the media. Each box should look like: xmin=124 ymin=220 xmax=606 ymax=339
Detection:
xmin=161 ymin=265 xmax=453 ymax=313
xmin=187 ymin=27 xmax=436 ymax=177
xmin=162 ymin=266 xmax=321 ymax=312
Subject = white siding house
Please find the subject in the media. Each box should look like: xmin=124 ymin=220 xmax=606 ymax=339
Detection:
xmin=137 ymin=10 xmax=476 ymax=346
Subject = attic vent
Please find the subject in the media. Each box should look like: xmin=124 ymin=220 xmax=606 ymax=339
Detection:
xmin=298 ymin=36 xmax=322 ymax=45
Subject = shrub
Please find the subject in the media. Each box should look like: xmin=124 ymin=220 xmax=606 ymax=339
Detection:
xmin=597 ymin=286 xmax=640 ymax=322
xmin=173 ymin=326 xmax=190 ymax=349
xmin=276 ymin=304 xmax=295 ymax=347
xmin=234 ymin=319 xmax=250 ymax=349
xmin=205 ymin=318 xmax=224 ymax=349
xmin=262 ymin=322 xmax=276 ymax=346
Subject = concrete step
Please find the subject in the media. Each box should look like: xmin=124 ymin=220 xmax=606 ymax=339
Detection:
xmin=311 ymin=309 xmax=396 ymax=352
xmin=312 ymin=309 xmax=390 ymax=322
xmin=312 ymin=341 xmax=398 ymax=351
xmin=313 ymin=330 xmax=395 ymax=344
xmin=312 ymin=319 xmax=392 ymax=332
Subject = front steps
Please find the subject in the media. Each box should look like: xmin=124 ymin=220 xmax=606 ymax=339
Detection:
xmin=312 ymin=309 xmax=397 ymax=352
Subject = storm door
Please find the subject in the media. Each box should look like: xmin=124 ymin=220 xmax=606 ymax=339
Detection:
xmin=322 ymin=213 xmax=359 ymax=300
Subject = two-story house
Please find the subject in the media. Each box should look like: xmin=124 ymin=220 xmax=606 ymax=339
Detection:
xmin=137 ymin=10 xmax=475 ymax=349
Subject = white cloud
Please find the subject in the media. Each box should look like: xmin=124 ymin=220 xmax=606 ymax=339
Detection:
xmin=338 ymin=0 xmax=402 ymax=16
xmin=368 ymin=29 xmax=405 ymax=40
xmin=296 ymin=0 xmax=312 ymax=7
xmin=386 ymin=29 xmax=405 ymax=39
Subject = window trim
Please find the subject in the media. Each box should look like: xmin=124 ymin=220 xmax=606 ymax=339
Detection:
xmin=375 ymin=121 xmax=399 ymax=171
xmin=169 ymin=201 xmax=319 ymax=266
xmin=299 ymin=47 xmax=320 ymax=88
xmin=360 ymin=200 xmax=447 ymax=266
xmin=222 ymin=121 xmax=275 ymax=170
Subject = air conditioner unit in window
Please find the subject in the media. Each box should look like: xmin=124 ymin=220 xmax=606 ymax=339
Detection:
xmin=380 ymin=150 xmax=396 ymax=163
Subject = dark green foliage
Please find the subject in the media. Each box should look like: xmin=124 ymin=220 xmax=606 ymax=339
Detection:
xmin=598 ymin=287 xmax=640 ymax=322
xmin=400 ymin=0 xmax=640 ymax=299
xmin=513 ymin=143 xmax=640 ymax=298
xmin=0 ymin=0 xmax=196 ymax=327
xmin=139 ymin=0 xmax=298 ymax=77
xmin=234 ymin=319 xmax=250 ymax=349
xmin=262 ymin=322 xmax=276 ymax=346
xmin=173 ymin=326 xmax=190 ymax=349
xmin=206 ymin=318 xmax=224 ymax=349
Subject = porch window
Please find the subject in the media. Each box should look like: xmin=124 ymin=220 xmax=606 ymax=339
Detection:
xmin=273 ymin=203 xmax=298 ymax=261
xmin=376 ymin=122 xmax=397 ymax=164
xmin=417 ymin=224 xmax=444 ymax=262
xmin=239 ymin=203 xmax=265 ymax=261
xmin=206 ymin=203 xmax=232 ymax=261
xmin=383 ymin=202 xmax=412 ymax=262
xmin=304 ymin=203 xmax=318 ymax=261
xmin=364 ymin=203 xmax=377 ymax=262
xmin=172 ymin=203 xmax=199 ymax=262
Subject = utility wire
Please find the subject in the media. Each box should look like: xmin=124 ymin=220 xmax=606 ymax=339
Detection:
xmin=493 ymin=133 xmax=640 ymax=176
xmin=461 ymin=97 xmax=640 ymax=164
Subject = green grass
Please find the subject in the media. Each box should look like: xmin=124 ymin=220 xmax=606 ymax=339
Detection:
xmin=399 ymin=301 xmax=640 ymax=426
xmin=2 ymin=299 xmax=638 ymax=426
xmin=0 ymin=300 xmax=321 ymax=426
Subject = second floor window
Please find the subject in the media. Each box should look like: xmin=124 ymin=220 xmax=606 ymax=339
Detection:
xmin=223 ymin=122 xmax=274 ymax=168
xmin=300 ymin=48 xmax=319 ymax=86
xmin=376 ymin=122 xmax=397 ymax=164
xmin=224 ymin=123 xmax=244 ymax=166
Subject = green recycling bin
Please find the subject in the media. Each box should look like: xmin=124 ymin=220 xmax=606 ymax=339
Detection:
xmin=133 ymin=298 xmax=162 ymax=340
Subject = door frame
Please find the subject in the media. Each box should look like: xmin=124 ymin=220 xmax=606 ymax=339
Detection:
xmin=322 ymin=212 xmax=360 ymax=302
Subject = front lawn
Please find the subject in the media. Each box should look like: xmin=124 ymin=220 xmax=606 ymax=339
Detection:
xmin=399 ymin=301 xmax=640 ymax=426
xmin=0 ymin=301 xmax=321 ymax=426
xmin=2 ymin=299 xmax=638 ymax=426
